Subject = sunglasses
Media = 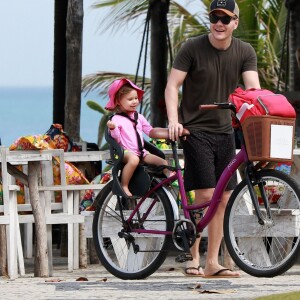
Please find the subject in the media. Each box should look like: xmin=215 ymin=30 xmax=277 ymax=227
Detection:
xmin=209 ymin=14 xmax=236 ymax=25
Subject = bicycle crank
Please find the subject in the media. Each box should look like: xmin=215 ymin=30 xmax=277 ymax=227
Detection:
xmin=172 ymin=219 xmax=197 ymax=252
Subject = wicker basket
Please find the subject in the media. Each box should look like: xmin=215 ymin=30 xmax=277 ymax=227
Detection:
xmin=242 ymin=115 xmax=295 ymax=162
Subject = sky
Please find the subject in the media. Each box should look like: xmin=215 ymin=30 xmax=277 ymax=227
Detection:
xmin=0 ymin=0 xmax=201 ymax=88
xmin=0 ymin=0 xmax=202 ymax=147
xmin=0 ymin=1 xmax=146 ymax=87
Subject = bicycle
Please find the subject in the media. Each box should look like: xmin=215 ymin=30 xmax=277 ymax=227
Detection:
xmin=92 ymin=103 xmax=300 ymax=279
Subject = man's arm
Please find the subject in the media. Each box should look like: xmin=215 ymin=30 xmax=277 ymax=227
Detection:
xmin=165 ymin=68 xmax=187 ymax=140
xmin=242 ymin=71 xmax=261 ymax=89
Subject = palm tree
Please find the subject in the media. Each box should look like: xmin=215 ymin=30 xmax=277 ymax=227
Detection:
xmin=64 ymin=0 xmax=84 ymax=142
xmin=284 ymin=0 xmax=300 ymax=143
xmin=51 ymin=0 xmax=84 ymax=263
xmin=53 ymin=0 xmax=84 ymax=142
xmin=286 ymin=0 xmax=300 ymax=91
xmin=150 ymin=0 xmax=170 ymax=127
xmin=82 ymin=0 xmax=288 ymax=147
xmin=53 ymin=0 xmax=68 ymax=126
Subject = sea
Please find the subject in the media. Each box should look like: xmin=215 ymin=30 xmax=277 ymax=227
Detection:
xmin=0 ymin=86 xmax=106 ymax=148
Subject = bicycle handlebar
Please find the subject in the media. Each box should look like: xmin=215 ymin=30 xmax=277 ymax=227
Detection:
xmin=199 ymin=102 xmax=236 ymax=113
xmin=150 ymin=127 xmax=190 ymax=140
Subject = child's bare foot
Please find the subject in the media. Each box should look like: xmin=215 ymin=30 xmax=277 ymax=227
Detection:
xmin=163 ymin=170 xmax=170 ymax=177
xmin=122 ymin=186 xmax=132 ymax=197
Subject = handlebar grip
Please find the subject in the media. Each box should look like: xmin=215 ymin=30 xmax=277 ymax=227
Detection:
xmin=199 ymin=104 xmax=219 ymax=110
xmin=199 ymin=103 xmax=236 ymax=112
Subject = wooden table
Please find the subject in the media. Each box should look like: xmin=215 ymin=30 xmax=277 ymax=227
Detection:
xmin=0 ymin=148 xmax=110 ymax=278
xmin=64 ymin=150 xmax=110 ymax=162
xmin=1 ymin=147 xmax=54 ymax=278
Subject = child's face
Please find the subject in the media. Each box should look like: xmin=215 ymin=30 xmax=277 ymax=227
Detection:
xmin=117 ymin=89 xmax=139 ymax=112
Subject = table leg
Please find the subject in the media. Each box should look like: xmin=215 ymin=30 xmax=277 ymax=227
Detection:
xmin=28 ymin=161 xmax=49 ymax=277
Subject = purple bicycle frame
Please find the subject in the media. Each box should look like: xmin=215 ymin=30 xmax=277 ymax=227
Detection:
xmin=127 ymin=145 xmax=249 ymax=236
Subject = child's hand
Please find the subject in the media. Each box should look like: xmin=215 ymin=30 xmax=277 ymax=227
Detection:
xmin=107 ymin=120 xmax=116 ymax=130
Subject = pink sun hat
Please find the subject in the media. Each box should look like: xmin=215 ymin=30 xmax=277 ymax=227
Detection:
xmin=105 ymin=78 xmax=145 ymax=111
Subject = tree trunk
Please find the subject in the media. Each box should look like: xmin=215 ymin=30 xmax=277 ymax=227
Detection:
xmin=79 ymin=223 xmax=88 ymax=268
xmin=288 ymin=1 xmax=300 ymax=91
xmin=88 ymin=239 xmax=100 ymax=264
xmin=0 ymin=225 xmax=7 ymax=276
xmin=64 ymin=0 xmax=84 ymax=141
xmin=53 ymin=0 xmax=68 ymax=126
xmin=285 ymin=0 xmax=300 ymax=145
xmin=28 ymin=162 xmax=49 ymax=277
xmin=150 ymin=0 xmax=170 ymax=127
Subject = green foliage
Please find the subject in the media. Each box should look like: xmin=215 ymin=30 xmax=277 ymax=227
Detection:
xmin=85 ymin=100 xmax=111 ymax=148
xmin=254 ymin=291 xmax=300 ymax=300
xmin=86 ymin=100 xmax=107 ymax=114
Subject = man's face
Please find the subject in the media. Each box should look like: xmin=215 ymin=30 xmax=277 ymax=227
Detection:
xmin=209 ymin=11 xmax=239 ymax=41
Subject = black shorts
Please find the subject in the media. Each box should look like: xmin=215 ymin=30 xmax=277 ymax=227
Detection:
xmin=182 ymin=131 xmax=237 ymax=191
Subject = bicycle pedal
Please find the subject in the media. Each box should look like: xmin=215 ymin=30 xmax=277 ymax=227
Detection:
xmin=175 ymin=253 xmax=193 ymax=263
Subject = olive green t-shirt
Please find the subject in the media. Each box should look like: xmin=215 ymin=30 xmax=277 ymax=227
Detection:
xmin=173 ymin=34 xmax=258 ymax=134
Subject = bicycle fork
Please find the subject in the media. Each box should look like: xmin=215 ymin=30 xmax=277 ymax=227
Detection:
xmin=245 ymin=165 xmax=272 ymax=224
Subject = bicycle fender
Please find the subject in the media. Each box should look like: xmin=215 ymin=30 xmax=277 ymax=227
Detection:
xmin=152 ymin=177 xmax=179 ymax=219
xmin=161 ymin=185 xmax=180 ymax=219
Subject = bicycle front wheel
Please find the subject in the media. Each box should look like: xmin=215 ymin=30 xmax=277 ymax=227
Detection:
xmin=92 ymin=180 xmax=174 ymax=280
xmin=224 ymin=169 xmax=300 ymax=277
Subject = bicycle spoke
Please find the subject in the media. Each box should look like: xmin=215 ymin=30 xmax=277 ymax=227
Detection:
xmin=224 ymin=169 xmax=300 ymax=277
xmin=92 ymin=181 xmax=174 ymax=279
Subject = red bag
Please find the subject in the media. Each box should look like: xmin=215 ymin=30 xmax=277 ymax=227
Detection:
xmin=229 ymin=87 xmax=296 ymax=125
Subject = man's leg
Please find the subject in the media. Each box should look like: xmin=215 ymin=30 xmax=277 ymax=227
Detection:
xmin=184 ymin=188 xmax=213 ymax=276
xmin=203 ymin=190 xmax=240 ymax=276
xmin=185 ymin=238 xmax=202 ymax=275
xmin=200 ymin=132 xmax=239 ymax=276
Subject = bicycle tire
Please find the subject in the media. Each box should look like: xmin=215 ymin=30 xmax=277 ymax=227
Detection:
xmin=92 ymin=180 xmax=174 ymax=280
xmin=224 ymin=169 xmax=300 ymax=277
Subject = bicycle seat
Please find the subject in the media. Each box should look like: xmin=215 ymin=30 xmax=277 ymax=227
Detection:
xmin=105 ymin=127 xmax=166 ymax=198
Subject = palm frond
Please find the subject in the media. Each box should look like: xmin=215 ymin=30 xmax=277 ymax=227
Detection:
xmin=91 ymin=0 xmax=149 ymax=34
xmin=86 ymin=100 xmax=107 ymax=114
xmin=82 ymin=71 xmax=151 ymax=100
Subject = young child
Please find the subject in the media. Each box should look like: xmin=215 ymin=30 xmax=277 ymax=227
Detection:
xmin=105 ymin=78 xmax=168 ymax=197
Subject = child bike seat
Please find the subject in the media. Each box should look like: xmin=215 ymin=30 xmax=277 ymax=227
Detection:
xmin=105 ymin=127 xmax=166 ymax=198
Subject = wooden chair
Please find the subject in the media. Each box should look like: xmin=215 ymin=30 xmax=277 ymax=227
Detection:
xmin=0 ymin=147 xmax=26 ymax=278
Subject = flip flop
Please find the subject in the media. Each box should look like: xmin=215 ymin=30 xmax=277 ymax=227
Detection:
xmin=182 ymin=266 xmax=205 ymax=277
xmin=204 ymin=268 xmax=241 ymax=279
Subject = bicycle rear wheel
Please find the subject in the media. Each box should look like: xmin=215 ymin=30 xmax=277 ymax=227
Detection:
xmin=224 ymin=169 xmax=300 ymax=277
xmin=92 ymin=180 xmax=174 ymax=280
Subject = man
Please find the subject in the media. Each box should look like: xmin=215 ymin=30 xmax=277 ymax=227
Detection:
xmin=165 ymin=0 xmax=261 ymax=277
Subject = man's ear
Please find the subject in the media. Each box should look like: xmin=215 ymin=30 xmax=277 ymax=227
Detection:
xmin=233 ymin=18 xmax=239 ymax=30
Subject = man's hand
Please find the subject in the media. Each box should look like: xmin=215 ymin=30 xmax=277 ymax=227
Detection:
xmin=168 ymin=122 xmax=183 ymax=141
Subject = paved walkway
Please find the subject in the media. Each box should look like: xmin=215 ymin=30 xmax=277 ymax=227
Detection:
xmin=1 ymin=254 xmax=300 ymax=300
